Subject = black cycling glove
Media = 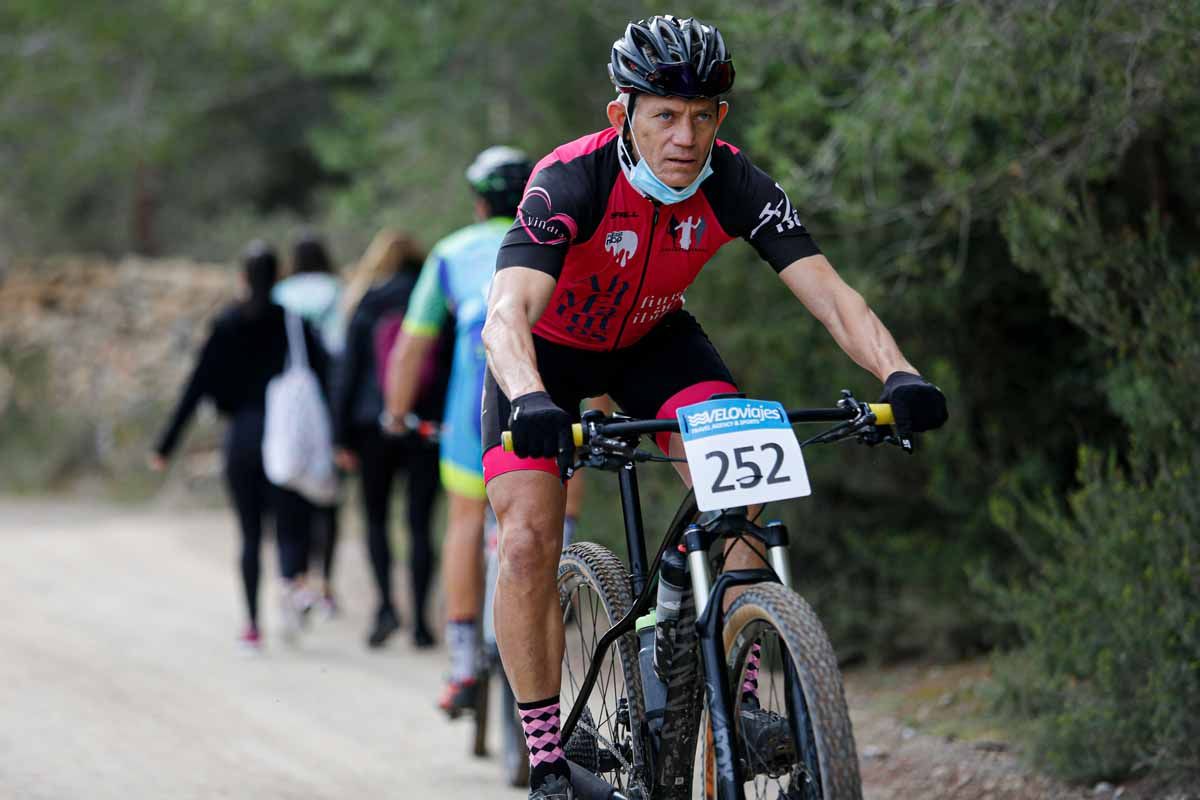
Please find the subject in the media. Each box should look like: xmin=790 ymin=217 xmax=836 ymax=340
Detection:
xmin=509 ymin=391 xmax=574 ymax=465
xmin=879 ymin=371 xmax=948 ymax=435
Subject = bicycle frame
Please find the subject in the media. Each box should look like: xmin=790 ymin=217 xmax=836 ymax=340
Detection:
xmin=563 ymin=453 xmax=795 ymax=800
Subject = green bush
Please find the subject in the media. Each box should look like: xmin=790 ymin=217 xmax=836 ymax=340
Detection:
xmin=983 ymin=185 xmax=1200 ymax=783
xmin=981 ymin=448 xmax=1200 ymax=781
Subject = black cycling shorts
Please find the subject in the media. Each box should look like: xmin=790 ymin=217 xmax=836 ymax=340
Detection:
xmin=482 ymin=309 xmax=738 ymax=482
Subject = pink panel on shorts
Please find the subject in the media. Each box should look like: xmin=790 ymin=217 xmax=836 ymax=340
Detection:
xmin=653 ymin=380 xmax=739 ymax=454
xmin=482 ymin=445 xmax=560 ymax=485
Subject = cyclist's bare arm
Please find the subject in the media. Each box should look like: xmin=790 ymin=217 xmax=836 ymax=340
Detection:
xmin=384 ymin=331 xmax=435 ymax=421
xmin=779 ymin=254 xmax=918 ymax=381
xmin=481 ymin=266 xmax=557 ymax=399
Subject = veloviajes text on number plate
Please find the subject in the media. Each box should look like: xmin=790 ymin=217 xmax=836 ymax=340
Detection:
xmin=676 ymin=398 xmax=811 ymax=512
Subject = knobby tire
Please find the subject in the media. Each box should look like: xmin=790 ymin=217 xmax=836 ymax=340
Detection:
xmin=715 ymin=583 xmax=863 ymax=800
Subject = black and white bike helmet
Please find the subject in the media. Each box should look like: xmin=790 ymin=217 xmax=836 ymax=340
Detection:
xmin=466 ymin=146 xmax=533 ymax=218
xmin=608 ymin=15 xmax=735 ymax=98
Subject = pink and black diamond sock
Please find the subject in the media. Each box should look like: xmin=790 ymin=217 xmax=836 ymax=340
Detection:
xmin=741 ymin=641 xmax=762 ymax=706
xmin=518 ymin=695 xmax=570 ymax=788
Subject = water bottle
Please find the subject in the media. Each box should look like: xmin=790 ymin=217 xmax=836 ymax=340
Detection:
xmin=653 ymin=548 xmax=688 ymax=680
xmin=637 ymin=612 xmax=667 ymax=730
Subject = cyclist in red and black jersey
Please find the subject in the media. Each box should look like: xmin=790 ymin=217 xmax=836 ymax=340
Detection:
xmin=481 ymin=17 xmax=948 ymax=799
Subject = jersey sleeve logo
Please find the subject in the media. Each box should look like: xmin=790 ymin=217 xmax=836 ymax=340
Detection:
xmin=517 ymin=186 xmax=579 ymax=246
xmin=750 ymin=184 xmax=804 ymax=239
xmin=604 ymin=230 xmax=639 ymax=267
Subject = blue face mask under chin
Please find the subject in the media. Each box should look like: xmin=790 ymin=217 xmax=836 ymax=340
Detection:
xmin=621 ymin=108 xmax=716 ymax=205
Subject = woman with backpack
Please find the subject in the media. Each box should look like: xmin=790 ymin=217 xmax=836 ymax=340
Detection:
xmin=151 ymin=242 xmax=329 ymax=650
xmin=332 ymin=229 xmax=452 ymax=649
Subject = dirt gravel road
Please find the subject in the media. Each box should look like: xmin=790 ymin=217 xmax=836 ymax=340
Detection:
xmin=0 ymin=497 xmax=524 ymax=800
xmin=3 ymin=497 xmax=1162 ymax=800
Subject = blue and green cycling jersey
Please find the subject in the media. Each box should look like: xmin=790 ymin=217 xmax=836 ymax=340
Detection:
xmin=403 ymin=217 xmax=511 ymax=498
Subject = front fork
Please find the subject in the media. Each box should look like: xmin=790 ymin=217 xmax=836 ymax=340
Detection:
xmin=688 ymin=519 xmax=793 ymax=619
xmin=683 ymin=518 xmax=792 ymax=799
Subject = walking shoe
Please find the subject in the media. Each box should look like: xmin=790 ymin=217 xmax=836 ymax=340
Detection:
xmin=280 ymin=586 xmax=312 ymax=644
xmin=437 ymin=677 xmax=478 ymax=719
xmin=528 ymin=773 xmax=574 ymax=799
xmin=412 ymin=625 xmax=435 ymax=649
xmin=739 ymin=705 xmax=796 ymax=778
xmin=367 ymin=606 xmax=400 ymax=649
xmin=238 ymin=625 xmax=262 ymax=652
xmin=317 ymin=592 xmax=338 ymax=621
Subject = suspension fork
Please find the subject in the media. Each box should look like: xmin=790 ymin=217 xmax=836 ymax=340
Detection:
xmin=689 ymin=519 xmax=793 ymax=619
xmin=684 ymin=519 xmax=794 ymax=800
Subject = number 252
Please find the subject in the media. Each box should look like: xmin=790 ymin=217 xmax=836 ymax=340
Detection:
xmin=706 ymin=444 xmax=789 ymax=493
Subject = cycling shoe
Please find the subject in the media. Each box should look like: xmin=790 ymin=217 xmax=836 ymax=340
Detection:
xmin=437 ymin=677 xmax=478 ymax=719
xmin=528 ymin=773 xmax=574 ymax=799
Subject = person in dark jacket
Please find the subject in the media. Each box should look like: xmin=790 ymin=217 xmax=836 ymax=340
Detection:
xmin=332 ymin=229 xmax=452 ymax=648
xmin=150 ymin=241 xmax=330 ymax=650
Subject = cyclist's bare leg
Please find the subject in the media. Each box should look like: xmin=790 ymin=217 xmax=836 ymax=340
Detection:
xmin=487 ymin=469 xmax=568 ymax=702
xmin=442 ymin=492 xmax=487 ymax=622
xmin=666 ymin=432 xmax=765 ymax=605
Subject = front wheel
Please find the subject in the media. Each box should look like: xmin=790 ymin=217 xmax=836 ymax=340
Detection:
xmin=705 ymin=583 xmax=863 ymax=800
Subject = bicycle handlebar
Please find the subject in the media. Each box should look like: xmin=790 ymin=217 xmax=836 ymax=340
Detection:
xmin=500 ymin=425 xmax=585 ymax=454
xmin=500 ymin=402 xmax=894 ymax=453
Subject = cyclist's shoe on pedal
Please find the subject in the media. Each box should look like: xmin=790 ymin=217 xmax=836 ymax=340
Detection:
xmin=528 ymin=773 xmax=574 ymax=799
xmin=739 ymin=705 xmax=796 ymax=778
xmin=437 ymin=677 xmax=478 ymax=719
xmin=367 ymin=606 xmax=400 ymax=649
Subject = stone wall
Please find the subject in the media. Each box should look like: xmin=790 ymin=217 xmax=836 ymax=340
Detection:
xmin=0 ymin=257 xmax=239 ymax=491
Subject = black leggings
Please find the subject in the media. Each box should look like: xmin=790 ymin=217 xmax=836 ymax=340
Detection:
xmin=223 ymin=410 xmax=312 ymax=625
xmin=310 ymin=503 xmax=339 ymax=585
xmin=351 ymin=425 xmax=440 ymax=629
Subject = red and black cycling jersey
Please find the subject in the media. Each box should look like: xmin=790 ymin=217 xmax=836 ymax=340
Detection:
xmin=495 ymin=126 xmax=820 ymax=352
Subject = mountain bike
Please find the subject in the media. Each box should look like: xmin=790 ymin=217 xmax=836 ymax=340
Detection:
xmin=504 ymin=390 xmax=909 ymax=799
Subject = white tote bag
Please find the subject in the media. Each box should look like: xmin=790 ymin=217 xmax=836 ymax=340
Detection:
xmin=262 ymin=311 xmax=338 ymax=505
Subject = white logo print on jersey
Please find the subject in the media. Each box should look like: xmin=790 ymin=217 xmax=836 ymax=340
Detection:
xmin=604 ymin=230 xmax=639 ymax=267
xmin=673 ymin=215 xmax=706 ymax=251
xmin=750 ymin=183 xmax=803 ymax=239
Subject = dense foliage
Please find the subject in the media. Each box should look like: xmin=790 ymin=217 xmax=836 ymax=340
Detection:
xmin=3 ymin=0 xmax=1197 ymax=781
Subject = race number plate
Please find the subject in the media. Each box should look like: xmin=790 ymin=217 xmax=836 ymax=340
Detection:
xmin=676 ymin=398 xmax=811 ymax=512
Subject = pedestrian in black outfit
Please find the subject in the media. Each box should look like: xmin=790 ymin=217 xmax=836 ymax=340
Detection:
xmin=333 ymin=229 xmax=452 ymax=648
xmin=151 ymin=242 xmax=329 ymax=649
